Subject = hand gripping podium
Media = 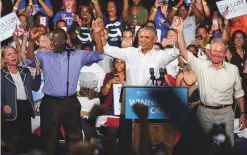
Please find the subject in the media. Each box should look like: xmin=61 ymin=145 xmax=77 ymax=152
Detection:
xmin=119 ymin=86 xmax=188 ymax=153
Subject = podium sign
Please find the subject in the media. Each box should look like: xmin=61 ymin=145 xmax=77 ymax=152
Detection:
xmin=125 ymin=87 xmax=188 ymax=119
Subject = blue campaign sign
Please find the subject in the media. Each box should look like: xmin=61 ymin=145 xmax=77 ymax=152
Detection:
xmin=125 ymin=87 xmax=188 ymax=119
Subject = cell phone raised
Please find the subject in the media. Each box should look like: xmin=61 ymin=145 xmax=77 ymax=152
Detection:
xmin=114 ymin=74 xmax=119 ymax=78
xmin=212 ymin=18 xmax=219 ymax=31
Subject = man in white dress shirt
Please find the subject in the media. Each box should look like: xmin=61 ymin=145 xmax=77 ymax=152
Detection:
xmin=176 ymin=17 xmax=246 ymax=146
xmin=93 ymin=19 xmax=179 ymax=86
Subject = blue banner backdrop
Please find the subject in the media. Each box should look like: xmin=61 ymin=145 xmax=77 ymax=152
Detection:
xmin=125 ymin=87 xmax=188 ymax=119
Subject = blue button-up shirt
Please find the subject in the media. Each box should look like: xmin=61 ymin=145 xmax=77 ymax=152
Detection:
xmin=35 ymin=50 xmax=102 ymax=97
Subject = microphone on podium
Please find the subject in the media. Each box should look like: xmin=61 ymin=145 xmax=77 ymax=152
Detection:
xmin=149 ymin=68 xmax=156 ymax=86
xmin=157 ymin=68 xmax=165 ymax=86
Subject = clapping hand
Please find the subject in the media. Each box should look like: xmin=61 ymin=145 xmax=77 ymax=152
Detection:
xmin=92 ymin=18 xmax=103 ymax=33
xmin=75 ymin=15 xmax=83 ymax=27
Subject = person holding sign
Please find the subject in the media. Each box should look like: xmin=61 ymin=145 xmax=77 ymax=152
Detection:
xmin=176 ymin=16 xmax=246 ymax=146
xmin=93 ymin=18 xmax=180 ymax=86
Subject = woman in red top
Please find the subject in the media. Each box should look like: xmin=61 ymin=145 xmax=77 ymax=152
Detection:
xmin=101 ymin=58 xmax=126 ymax=114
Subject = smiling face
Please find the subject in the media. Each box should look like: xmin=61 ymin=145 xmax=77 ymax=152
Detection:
xmin=107 ymin=1 xmax=117 ymax=18
xmin=80 ymin=6 xmax=90 ymax=19
xmin=2 ymin=47 xmax=18 ymax=67
xmin=166 ymin=29 xmax=178 ymax=43
xmin=178 ymin=5 xmax=188 ymax=20
xmin=138 ymin=29 xmax=157 ymax=51
xmin=234 ymin=32 xmax=244 ymax=48
xmin=210 ymin=41 xmax=227 ymax=65
xmin=114 ymin=59 xmax=125 ymax=73
xmin=19 ymin=15 xmax=27 ymax=30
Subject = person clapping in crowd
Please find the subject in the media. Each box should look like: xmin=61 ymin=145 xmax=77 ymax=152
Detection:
xmin=93 ymin=0 xmax=128 ymax=47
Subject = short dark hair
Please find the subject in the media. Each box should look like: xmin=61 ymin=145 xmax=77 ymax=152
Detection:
xmin=140 ymin=26 xmax=157 ymax=37
xmin=53 ymin=28 xmax=68 ymax=41
xmin=196 ymin=25 xmax=209 ymax=34
xmin=55 ymin=20 xmax=67 ymax=28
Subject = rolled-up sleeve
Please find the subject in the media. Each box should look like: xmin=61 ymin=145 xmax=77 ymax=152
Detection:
xmin=81 ymin=51 xmax=103 ymax=66
xmin=188 ymin=52 xmax=201 ymax=74
xmin=161 ymin=47 xmax=179 ymax=66
xmin=233 ymin=66 xmax=245 ymax=99
xmin=103 ymin=43 xmax=127 ymax=61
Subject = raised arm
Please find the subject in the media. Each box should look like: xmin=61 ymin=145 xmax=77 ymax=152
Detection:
xmin=92 ymin=0 xmax=103 ymax=19
xmin=190 ymin=0 xmax=204 ymax=24
xmin=175 ymin=17 xmax=188 ymax=62
xmin=92 ymin=18 xmax=127 ymax=60
xmin=148 ymin=0 xmax=162 ymax=21
xmin=122 ymin=0 xmax=129 ymax=22
xmin=19 ymin=31 xmax=29 ymax=64
xmin=201 ymin=0 xmax=210 ymax=17
xmin=38 ymin=0 xmax=54 ymax=17
xmin=221 ymin=19 xmax=230 ymax=42
xmin=167 ymin=0 xmax=183 ymax=24
xmin=18 ymin=0 xmax=33 ymax=16
xmin=12 ymin=0 xmax=22 ymax=13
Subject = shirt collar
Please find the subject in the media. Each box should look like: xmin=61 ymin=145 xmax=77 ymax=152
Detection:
xmin=138 ymin=47 xmax=155 ymax=56
xmin=207 ymin=60 xmax=227 ymax=70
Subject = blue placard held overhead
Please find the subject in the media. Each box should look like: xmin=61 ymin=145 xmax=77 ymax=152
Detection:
xmin=125 ymin=87 xmax=188 ymax=119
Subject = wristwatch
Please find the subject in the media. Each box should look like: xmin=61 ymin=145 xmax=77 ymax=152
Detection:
xmin=240 ymin=112 xmax=246 ymax=115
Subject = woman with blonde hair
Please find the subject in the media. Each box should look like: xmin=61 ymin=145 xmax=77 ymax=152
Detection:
xmin=1 ymin=45 xmax=41 ymax=153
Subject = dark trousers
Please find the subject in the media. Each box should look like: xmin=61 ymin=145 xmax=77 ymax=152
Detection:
xmin=40 ymin=94 xmax=82 ymax=155
xmin=1 ymin=100 xmax=32 ymax=154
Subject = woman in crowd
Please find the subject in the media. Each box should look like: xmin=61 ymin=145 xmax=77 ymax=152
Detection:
xmin=176 ymin=56 xmax=200 ymax=110
xmin=101 ymin=58 xmax=126 ymax=114
xmin=128 ymin=0 xmax=148 ymax=29
xmin=1 ymin=45 xmax=41 ymax=153
xmin=93 ymin=0 xmax=128 ymax=47
xmin=229 ymin=30 xmax=247 ymax=73
xmin=14 ymin=0 xmax=53 ymax=18
xmin=53 ymin=0 xmax=77 ymax=31
xmin=162 ymin=28 xmax=179 ymax=78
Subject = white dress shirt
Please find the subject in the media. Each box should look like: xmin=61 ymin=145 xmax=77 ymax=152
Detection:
xmin=188 ymin=52 xmax=244 ymax=106
xmin=103 ymin=44 xmax=179 ymax=86
xmin=77 ymin=63 xmax=106 ymax=112
xmin=165 ymin=58 xmax=179 ymax=78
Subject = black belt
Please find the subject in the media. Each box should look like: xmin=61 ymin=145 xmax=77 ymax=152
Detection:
xmin=200 ymin=103 xmax=231 ymax=109
xmin=44 ymin=94 xmax=76 ymax=100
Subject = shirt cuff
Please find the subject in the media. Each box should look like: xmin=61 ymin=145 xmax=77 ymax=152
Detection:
xmin=234 ymin=89 xmax=245 ymax=99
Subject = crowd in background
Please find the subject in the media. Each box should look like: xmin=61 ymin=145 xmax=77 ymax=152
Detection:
xmin=1 ymin=0 xmax=247 ymax=154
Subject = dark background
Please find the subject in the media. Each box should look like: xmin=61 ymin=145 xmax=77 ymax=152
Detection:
xmin=50 ymin=0 xmax=218 ymax=16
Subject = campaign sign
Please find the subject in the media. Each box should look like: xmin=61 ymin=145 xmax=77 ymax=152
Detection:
xmin=0 ymin=12 xmax=21 ymax=41
xmin=125 ymin=87 xmax=188 ymax=119
xmin=216 ymin=0 xmax=247 ymax=19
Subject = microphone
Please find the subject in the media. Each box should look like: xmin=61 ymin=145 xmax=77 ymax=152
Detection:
xmin=157 ymin=68 xmax=165 ymax=86
xmin=149 ymin=68 xmax=156 ymax=86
